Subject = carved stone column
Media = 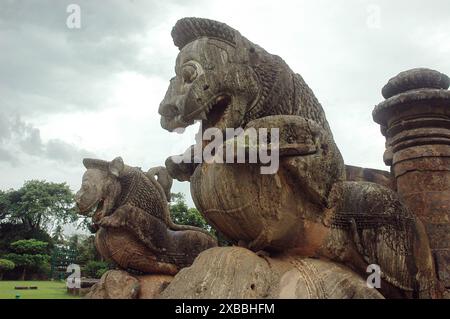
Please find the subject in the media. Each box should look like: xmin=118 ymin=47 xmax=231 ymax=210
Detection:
xmin=373 ymin=68 xmax=450 ymax=290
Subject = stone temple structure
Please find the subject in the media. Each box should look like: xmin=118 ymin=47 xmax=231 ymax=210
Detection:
xmin=77 ymin=18 xmax=449 ymax=299
xmin=373 ymin=69 xmax=450 ymax=290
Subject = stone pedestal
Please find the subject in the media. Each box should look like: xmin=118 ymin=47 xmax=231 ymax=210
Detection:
xmin=373 ymin=68 xmax=450 ymax=289
xmin=160 ymin=247 xmax=384 ymax=299
xmin=85 ymin=270 xmax=173 ymax=299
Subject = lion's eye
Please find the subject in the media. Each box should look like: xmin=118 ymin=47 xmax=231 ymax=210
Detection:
xmin=182 ymin=65 xmax=197 ymax=83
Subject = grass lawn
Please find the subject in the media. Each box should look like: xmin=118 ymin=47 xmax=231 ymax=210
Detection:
xmin=0 ymin=281 xmax=80 ymax=299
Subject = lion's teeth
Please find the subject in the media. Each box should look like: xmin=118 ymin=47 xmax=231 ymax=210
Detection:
xmin=199 ymin=111 xmax=207 ymax=120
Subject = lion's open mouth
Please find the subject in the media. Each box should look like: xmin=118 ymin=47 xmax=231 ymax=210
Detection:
xmin=80 ymin=198 xmax=105 ymax=218
xmin=201 ymin=94 xmax=232 ymax=130
xmin=160 ymin=94 xmax=232 ymax=132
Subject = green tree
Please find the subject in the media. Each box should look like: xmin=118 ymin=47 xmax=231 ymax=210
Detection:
xmin=169 ymin=193 xmax=210 ymax=230
xmin=77 ymin=235 xmax=100 ymax=265
xmin=0 ymin=180 xmax=77 ymax=233
xmin=51 ymin=225 xmax=65 ymax=244
xmin=0 ymin=259 xmax=15 ymax=280
xmin=10 ymin=239 xmax=49 ymax=254
xmin=0 ymin=190 xmax=11 ymax=220
xmin=169 ymin=193 xmax=231 ymax=246
xmin=66 ymin=234 xmax=100 ymax=265
xmin=67 ymin=234 xmax=79 ymax=250
xmin=3 ymin=239 xmax=50 ymax=280
xmin=0 ymin=223 xmax=52 ymax=255
xmin=83 ymin=261 xmax=111 ymax=279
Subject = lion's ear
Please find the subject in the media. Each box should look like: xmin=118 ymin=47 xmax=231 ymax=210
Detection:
xmin=109 ymin=157 xmax=124 ymax=177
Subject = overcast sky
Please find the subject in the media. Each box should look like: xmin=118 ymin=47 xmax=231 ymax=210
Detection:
xmin=1 ymin=0 xmax=449 ymax=213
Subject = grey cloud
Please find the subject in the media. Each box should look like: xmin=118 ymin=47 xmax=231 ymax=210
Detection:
xmin=45 ymin=139 xmax=93 ymax=163
xmin=0 ymin=0 xmax=449 ymax=207
xmin=0 ymin=114 xmax=94 ymax=165
xmin=0 ymin=148 xmax=17 ymax=164
xmin=0 ymin=0 xmax=193 ymax=193
xmin=222 ymin=0 xmax=450 ymax=169
xmin=0 ymin=0 xmax=185 ymax=117
xmin=19 ymin=126 xmax=43 ymax=156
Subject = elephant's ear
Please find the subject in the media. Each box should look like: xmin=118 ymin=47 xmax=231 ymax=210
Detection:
xmin=109 ymin=157 xmax=124 ymax=177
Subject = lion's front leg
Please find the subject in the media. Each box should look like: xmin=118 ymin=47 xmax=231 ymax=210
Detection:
xmin=212 ymin=115 xmax=320 ymax=168
xmin=98 ymin=204 xmax=170 ymax=254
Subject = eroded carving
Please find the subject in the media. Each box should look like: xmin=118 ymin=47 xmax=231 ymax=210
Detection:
xmin=159 ymin=18 xmax=440 ymax=298
xmin=75 ymin=157 xmax=217 ymax=275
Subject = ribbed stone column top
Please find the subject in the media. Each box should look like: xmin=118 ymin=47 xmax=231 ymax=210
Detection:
xmin=382 ymin=68 xmax=449 ymax=99
xmin=373 ymin=68 xmax=450 ymax=126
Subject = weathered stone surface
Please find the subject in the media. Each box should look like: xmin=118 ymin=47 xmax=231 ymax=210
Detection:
xmin=381 ymin=68 xmax=450 ymax=99
xmin=323 ymin=181 xmax=437 ymax=298
xmin=187 ymin=116 xmax=344 ymax=252
xmin=345 ymin=165 xmax=394 ymax=190
xmin=67 ymin=278 xmax=99 ymax=296
xmin=85 ymin=271 xmax=173 ymax=299
xmin=373 ymin=89 xmax=450 ymax=127
xmin=161 ymin=247 xmax=384 ymax=299
xmin=161 ymin=17 xmax=347 ymax=255
xmin=435 ymin=251 xmax=450 ymax=288
xmin=68 ymin=16 xmax=448 ymax=300
xmin=86 ymin=270 xmax=140 ymax=299
xmin=159 ymin=18 xmax=438 ymax=298
xmin=75 ymin=157 xmax=217 ymax=275
xmin=137 ymin=274 xmax=173 ymax=299
xmin=373 ymin=68 xmax=450 ymax=293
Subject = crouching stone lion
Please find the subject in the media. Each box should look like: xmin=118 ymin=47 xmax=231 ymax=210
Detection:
xmin=75 ymin=157 xmax=217 ymax=275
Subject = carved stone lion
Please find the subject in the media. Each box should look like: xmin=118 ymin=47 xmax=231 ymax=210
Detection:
xmin=75 ymin=157 xmax=217 ymax=275
xmin=159 ymin=17 xmax=439 ymax=298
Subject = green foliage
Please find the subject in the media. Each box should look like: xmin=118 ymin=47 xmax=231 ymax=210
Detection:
xmin=65 ymin=234 xmax=99 ymax=265
xmin=169 ymin=192 xmax=231 ymax=246
xmin=0 ymin=180 xmax=100 ymax=279
xmin=50 ymin=245 xmax=77 ymax=277
xmin=0 ymin=180 xmax=77 ymax=233
xmin=0 ymin=259 xmax=15 ymax=272
xmin=169 ymin=193 xmax=210 ymax=230
xmin=39 ymin=260 xmax=51 ymax=278
xmin=51 ymin=225 xmax=65 ymax=244
xmin=4 ymin=253 xmax=50 ymax=267
xmin=96 ymin=268 xmax=108 ymax=279
xmin=0 ymin=190 xmax=11 ymax=220
xmin=77 ymin=236 xmax=99 ymax=265
xmin=3 ymin=239 xmax=51 ymax=280
xmin=10 ymin=239 xmax=48 ymax=254
xmin=0 ymin=223 xmax=52 ymax=255
xmin=83 ymin=261 xmax=110 ymax=279
xmin=3 ymin=253 xmax=50 ymax=278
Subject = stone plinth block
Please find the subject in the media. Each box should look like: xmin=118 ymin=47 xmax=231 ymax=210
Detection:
xmin=160 ymin=247 xmax=383 ymax=299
